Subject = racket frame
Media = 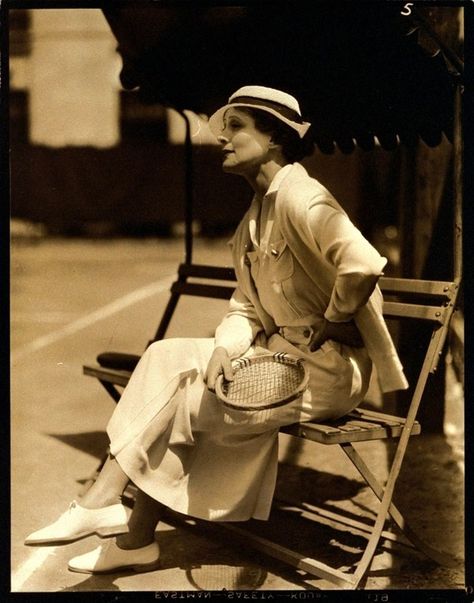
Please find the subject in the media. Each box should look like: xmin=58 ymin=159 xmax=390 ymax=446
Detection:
xmin=215 ymin=352 xmax=309 ymax=411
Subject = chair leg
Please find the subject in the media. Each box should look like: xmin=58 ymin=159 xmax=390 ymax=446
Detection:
xmin=220 ymin=522 xmax=357 ymax=588
xmin=346 ymin=326 xmax=459 ymax=587
xmin=341 ymin=442 xmax=460 ymax=568
xmin=99 ymin=379 xmax=122 ymax=403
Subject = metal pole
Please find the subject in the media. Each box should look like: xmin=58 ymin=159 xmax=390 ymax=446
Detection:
xmin=453 ymin=84 xmax=463 ymax=281
xmin=177 ymin=110 xmax=194 ymax=266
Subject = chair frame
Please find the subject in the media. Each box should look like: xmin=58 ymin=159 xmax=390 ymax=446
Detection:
xmin=82 ymin=89 xmax=463 ymax=588
xmin=83 ymin=271 xmax=460 ymax=588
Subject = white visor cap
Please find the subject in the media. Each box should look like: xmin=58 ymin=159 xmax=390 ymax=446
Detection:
xmin=208 ymin=85 xmax=311 ymax=139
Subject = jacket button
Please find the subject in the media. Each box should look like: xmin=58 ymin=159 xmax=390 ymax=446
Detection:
xmin=303 ymin=328 xmax=311 ymax=338
xmin=271 ymin=248 xmax=279 ymax=257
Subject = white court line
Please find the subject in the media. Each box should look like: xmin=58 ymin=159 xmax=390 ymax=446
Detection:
xmin=11 ymin=275 xmax=175 ymax=363
xmin=11 ymin=547 xmax=58 ymax=591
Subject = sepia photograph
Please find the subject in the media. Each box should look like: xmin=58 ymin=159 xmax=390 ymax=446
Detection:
xmin=6 ymin=0 xmax=468 ymax=598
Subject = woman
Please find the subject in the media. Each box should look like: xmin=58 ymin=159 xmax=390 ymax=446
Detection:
xmin=25 ymin=86 xmax=407 ymax=574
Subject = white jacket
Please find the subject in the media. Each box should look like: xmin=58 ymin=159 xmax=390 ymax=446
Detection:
xmin=215 ymin=163 xmax=408 ymax=393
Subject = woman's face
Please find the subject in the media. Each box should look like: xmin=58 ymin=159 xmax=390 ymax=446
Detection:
xmin=217 ymin=108 xmax=273 ymax=176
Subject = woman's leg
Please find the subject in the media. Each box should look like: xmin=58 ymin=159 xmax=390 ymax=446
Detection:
xmin=116 ymin=490 xmax=165 ymax=549
xmin=79 ymin=454 xmax=130 ymax=509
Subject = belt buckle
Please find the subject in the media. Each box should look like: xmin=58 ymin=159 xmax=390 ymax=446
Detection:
xmin=281 ymin=326 xmax=314 ymax=345
xmin=301 ymin=326 xmax=314 ymax=345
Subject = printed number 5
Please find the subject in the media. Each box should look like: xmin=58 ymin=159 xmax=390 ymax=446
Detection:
xmin=401 ymin=3 xmax=414 ymax=16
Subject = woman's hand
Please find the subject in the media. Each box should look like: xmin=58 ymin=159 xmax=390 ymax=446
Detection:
xmin=204 ymin=346 xmax=234 ymax=392
xmin=309 ymin=319 xmax=364 ymax=351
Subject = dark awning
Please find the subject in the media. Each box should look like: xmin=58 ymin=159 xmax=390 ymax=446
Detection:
xmin=103 ymin=3 xmax=462 ymax=154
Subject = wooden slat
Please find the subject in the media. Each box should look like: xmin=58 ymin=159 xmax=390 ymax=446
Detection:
xmin=379 ymin=277 xmax=455 ymax=297
xmin=281 ymin=420 xmax=421 ymax=444
xmin=178 ymin=263 xmax=236 ymax=281
xmin=300 ymin=423 xmax=342 ymax=434
xmin=83 ymin=365 xmax=132 ymax=387
xmin=343 ymin=419 xmax=385 ymax=430
xmin=382 ymin=301 xmax=446 ymax=322
xmin=348 ymin=407 xmax=405 ymax=425
xmin=337 ymin=424 xmax=364 ymax=432
xmin=171 ymin=281 xmax=235 ymax=299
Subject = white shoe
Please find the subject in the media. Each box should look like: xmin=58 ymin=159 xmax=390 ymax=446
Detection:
xmin=68 ymin=539 xmax=160 ymax=574
xmin=24 ymin=500 xmax=129 ymax=545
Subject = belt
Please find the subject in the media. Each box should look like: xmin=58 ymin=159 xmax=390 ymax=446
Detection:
xmin=281 ymin=320 xmax=365 ymax=351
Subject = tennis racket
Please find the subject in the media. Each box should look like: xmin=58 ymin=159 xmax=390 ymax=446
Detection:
xmin=215 ymin=352 xmax=309 ymax=411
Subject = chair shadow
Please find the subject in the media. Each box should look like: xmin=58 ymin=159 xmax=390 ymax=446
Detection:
xmin=47 ymin=430 xmax=109 ymax=460
xmin=273 ymin=435 xmax=464 ymax=589
xmin=249 ymin=461 xmax=436 ymax=586
xmin=48 ymin=430 xmax=454 ymax=590
xmin=276 ymin=461 xmax=385 ymax=530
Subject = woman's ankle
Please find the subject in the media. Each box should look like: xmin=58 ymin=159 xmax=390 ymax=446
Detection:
xmin=115 ymin=533 xmax=155 ymax=550
xmin=78 ymin=494 xmax=123 ymax=509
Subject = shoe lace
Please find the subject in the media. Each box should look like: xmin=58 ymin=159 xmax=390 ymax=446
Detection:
xmin=68 ymin=500 xmax=78 ymax=513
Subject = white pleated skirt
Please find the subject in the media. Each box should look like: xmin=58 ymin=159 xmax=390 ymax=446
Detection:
xmin=107 ymin=334 xmax=372 ymax=522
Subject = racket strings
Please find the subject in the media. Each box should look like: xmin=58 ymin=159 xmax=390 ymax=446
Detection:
xmin=221 ymin=359 xmax=304 ymax=407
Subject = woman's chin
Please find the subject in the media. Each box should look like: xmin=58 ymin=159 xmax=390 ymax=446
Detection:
xmin=222 ymin=161 xmax=240 ymax=174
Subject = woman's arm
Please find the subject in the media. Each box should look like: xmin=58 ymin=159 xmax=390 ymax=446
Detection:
xmin=308 ymin=203 xmax=386 ymax=348
xmin=205 ymin=287 xmax=264 ymax=390
xmin=213 ymin=286 xmax=264 ymax=357
xmin=310 ymin=204 xmax=386 ymax=319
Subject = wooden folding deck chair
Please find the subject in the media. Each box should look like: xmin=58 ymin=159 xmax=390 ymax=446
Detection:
xmin=82 ymin=106 xmax=463 ymax=588
xmin=83 ymin=268 xmax=461 ymax=588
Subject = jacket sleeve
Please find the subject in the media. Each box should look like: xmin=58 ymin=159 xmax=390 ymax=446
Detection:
xmin=308 ymin=201 xmax=387 ymax=322
xmin=214 ymin=286 xmax=264 ymax=358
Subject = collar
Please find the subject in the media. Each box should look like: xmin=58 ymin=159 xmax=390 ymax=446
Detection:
xmin=247 ymin=164 xmax=296 ymax=248
xmin=264 ymin=163 xmax=295 ymax=199
xmin=227 ymin=162 xmax=305 ymax=248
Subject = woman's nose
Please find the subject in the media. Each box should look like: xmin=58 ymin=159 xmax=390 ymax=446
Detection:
xmin=217 ymin=134 xmax=229 ymax=145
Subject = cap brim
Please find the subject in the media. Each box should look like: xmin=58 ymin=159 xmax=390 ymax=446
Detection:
xmin=208 ymin=103 xmax=311 ymax=139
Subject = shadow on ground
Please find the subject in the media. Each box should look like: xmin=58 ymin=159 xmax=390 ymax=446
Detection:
xmin=48 ymin=431 xmax=110 ymax=459
xmin=48 ymin=430 xmax=464 ymax=590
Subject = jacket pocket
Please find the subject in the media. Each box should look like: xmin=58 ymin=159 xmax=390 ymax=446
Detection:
xmin=268 ymin=239 xmax=308 ymax=317
xmin=268 ymin=239 xmax=294 ymax=282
